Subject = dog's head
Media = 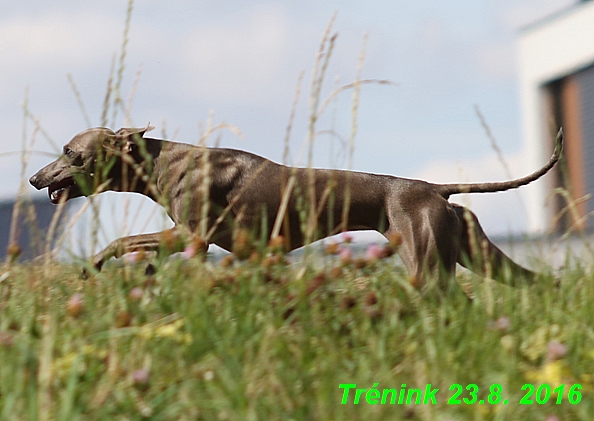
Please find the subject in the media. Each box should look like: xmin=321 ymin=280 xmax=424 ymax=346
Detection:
xmin=29 ymin=125 xmax=154 ymax=203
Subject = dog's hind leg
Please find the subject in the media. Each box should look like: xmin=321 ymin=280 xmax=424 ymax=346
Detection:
xmin=452 ymin=204 xmax=536 ymax=286
xmin=385 ymin=198 xmax=462 ymax=294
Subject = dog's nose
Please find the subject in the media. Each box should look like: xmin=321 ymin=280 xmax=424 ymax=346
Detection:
xmin=29 ymin=174 xmax=38 ymax=187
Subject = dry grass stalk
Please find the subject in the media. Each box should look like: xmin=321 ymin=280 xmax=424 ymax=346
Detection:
xmin=340 ymin=32 xmax=368 ymax=232
xmin=7 ymin=93 xmax=37 ymax=263
xmin=111 ymin=0 xmax=135 ymax=126
xmin=474 ymin=104 xmax=514 ymax=180
xmin=550 ymin=188 xmax=592 ymax=239
xmin=68 ymin=73 xmax=92 ymax=127
xmin=306 ymin=15 xmax=338 ymax=244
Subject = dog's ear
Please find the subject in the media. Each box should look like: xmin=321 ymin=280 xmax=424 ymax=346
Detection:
xmin=114 ymin=123 xmax=155 ymax=139
xmin=112 ymin=123 xmax=155 ymax=152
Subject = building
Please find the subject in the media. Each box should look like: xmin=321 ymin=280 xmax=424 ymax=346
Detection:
xmin=0 ymin=197 xmax=70 ymax=260
xmin=518 ymin=0 xmax=594 ymax=233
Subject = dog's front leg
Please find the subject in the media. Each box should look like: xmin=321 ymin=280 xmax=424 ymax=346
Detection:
xmin=85 ymin=227 xmax=187 ymax=276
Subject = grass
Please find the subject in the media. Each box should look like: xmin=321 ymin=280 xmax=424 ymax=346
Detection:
xmin=0 ymin=248 xmax=593 ymax=420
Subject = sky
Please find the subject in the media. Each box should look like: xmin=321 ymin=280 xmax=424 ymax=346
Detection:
xmin=0 ymin=0 xmax=578 ymax=253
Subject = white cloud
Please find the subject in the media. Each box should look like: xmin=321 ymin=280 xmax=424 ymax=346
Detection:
xmin=412 ymin=150 xmax=531 ymax=235
xmin=476 ymin=41 xmax=517 ymax=82
xmin=498 ymin=0 xmax=575 ymax=31
xmin=0 ymin=13 xmax=121 ymax=69
xmin=0 ymin=12 xmax=125 ymax=103
xmin=176 ymin=5 xmax=290 ymax=101
xmin=417 ymin=18 xmax=447 ymax=50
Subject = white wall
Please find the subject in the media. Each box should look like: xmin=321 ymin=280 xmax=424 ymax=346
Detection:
xmin=518 ymin=1 xmax=594 ymax=232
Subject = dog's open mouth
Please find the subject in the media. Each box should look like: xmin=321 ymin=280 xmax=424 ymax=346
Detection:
xmin=48 ymin=177 xmax=75 ymax=204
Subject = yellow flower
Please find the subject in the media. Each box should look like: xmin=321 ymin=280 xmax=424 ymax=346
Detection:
xmin=524 ymin=360 xmax=573 ymax=385
xmin=52 ymin=352 xmax=79 ymax=375
xmin=139 ymin=325 xmax=154 ymax=340
xmin=137 ymin=319 xmax=192 ymax=344
xmin=155 ymin=319 xmax=183 ymax=337
xmin=155 ymin=324 xmax=178 ymax=338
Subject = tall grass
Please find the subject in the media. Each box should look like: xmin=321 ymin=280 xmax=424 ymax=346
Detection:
xmin=1 ymin=250 xmax=593 ymax=420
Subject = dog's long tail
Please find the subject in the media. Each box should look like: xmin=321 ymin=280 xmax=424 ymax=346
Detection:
xmin=437 ymin=128 xmax=563 ymax=198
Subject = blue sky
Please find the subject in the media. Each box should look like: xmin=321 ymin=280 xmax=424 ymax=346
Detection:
xmin=0 ymin=0 xmax=575 ymax=247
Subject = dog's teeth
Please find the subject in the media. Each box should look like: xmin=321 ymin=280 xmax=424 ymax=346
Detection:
xmin=50 ymin=188 xmax=66 ymax=202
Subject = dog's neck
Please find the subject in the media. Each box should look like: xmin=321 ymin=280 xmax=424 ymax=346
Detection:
xmin=107 ymin=136 xmax=165 ymax=199
xmin=111 ymin=137 xmax=206 ymax=203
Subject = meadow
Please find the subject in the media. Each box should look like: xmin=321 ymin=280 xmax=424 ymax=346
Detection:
xmin=3 ymin=3 xmax=594 ymax=420
xmin=0 ymin=243 xmax=593 ymax=420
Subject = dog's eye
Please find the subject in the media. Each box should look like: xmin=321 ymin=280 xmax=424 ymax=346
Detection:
xmin=64 ymin=148 xmax=78 ymax=159
xmin=63 ymin=147 xmax=83 ymax=166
